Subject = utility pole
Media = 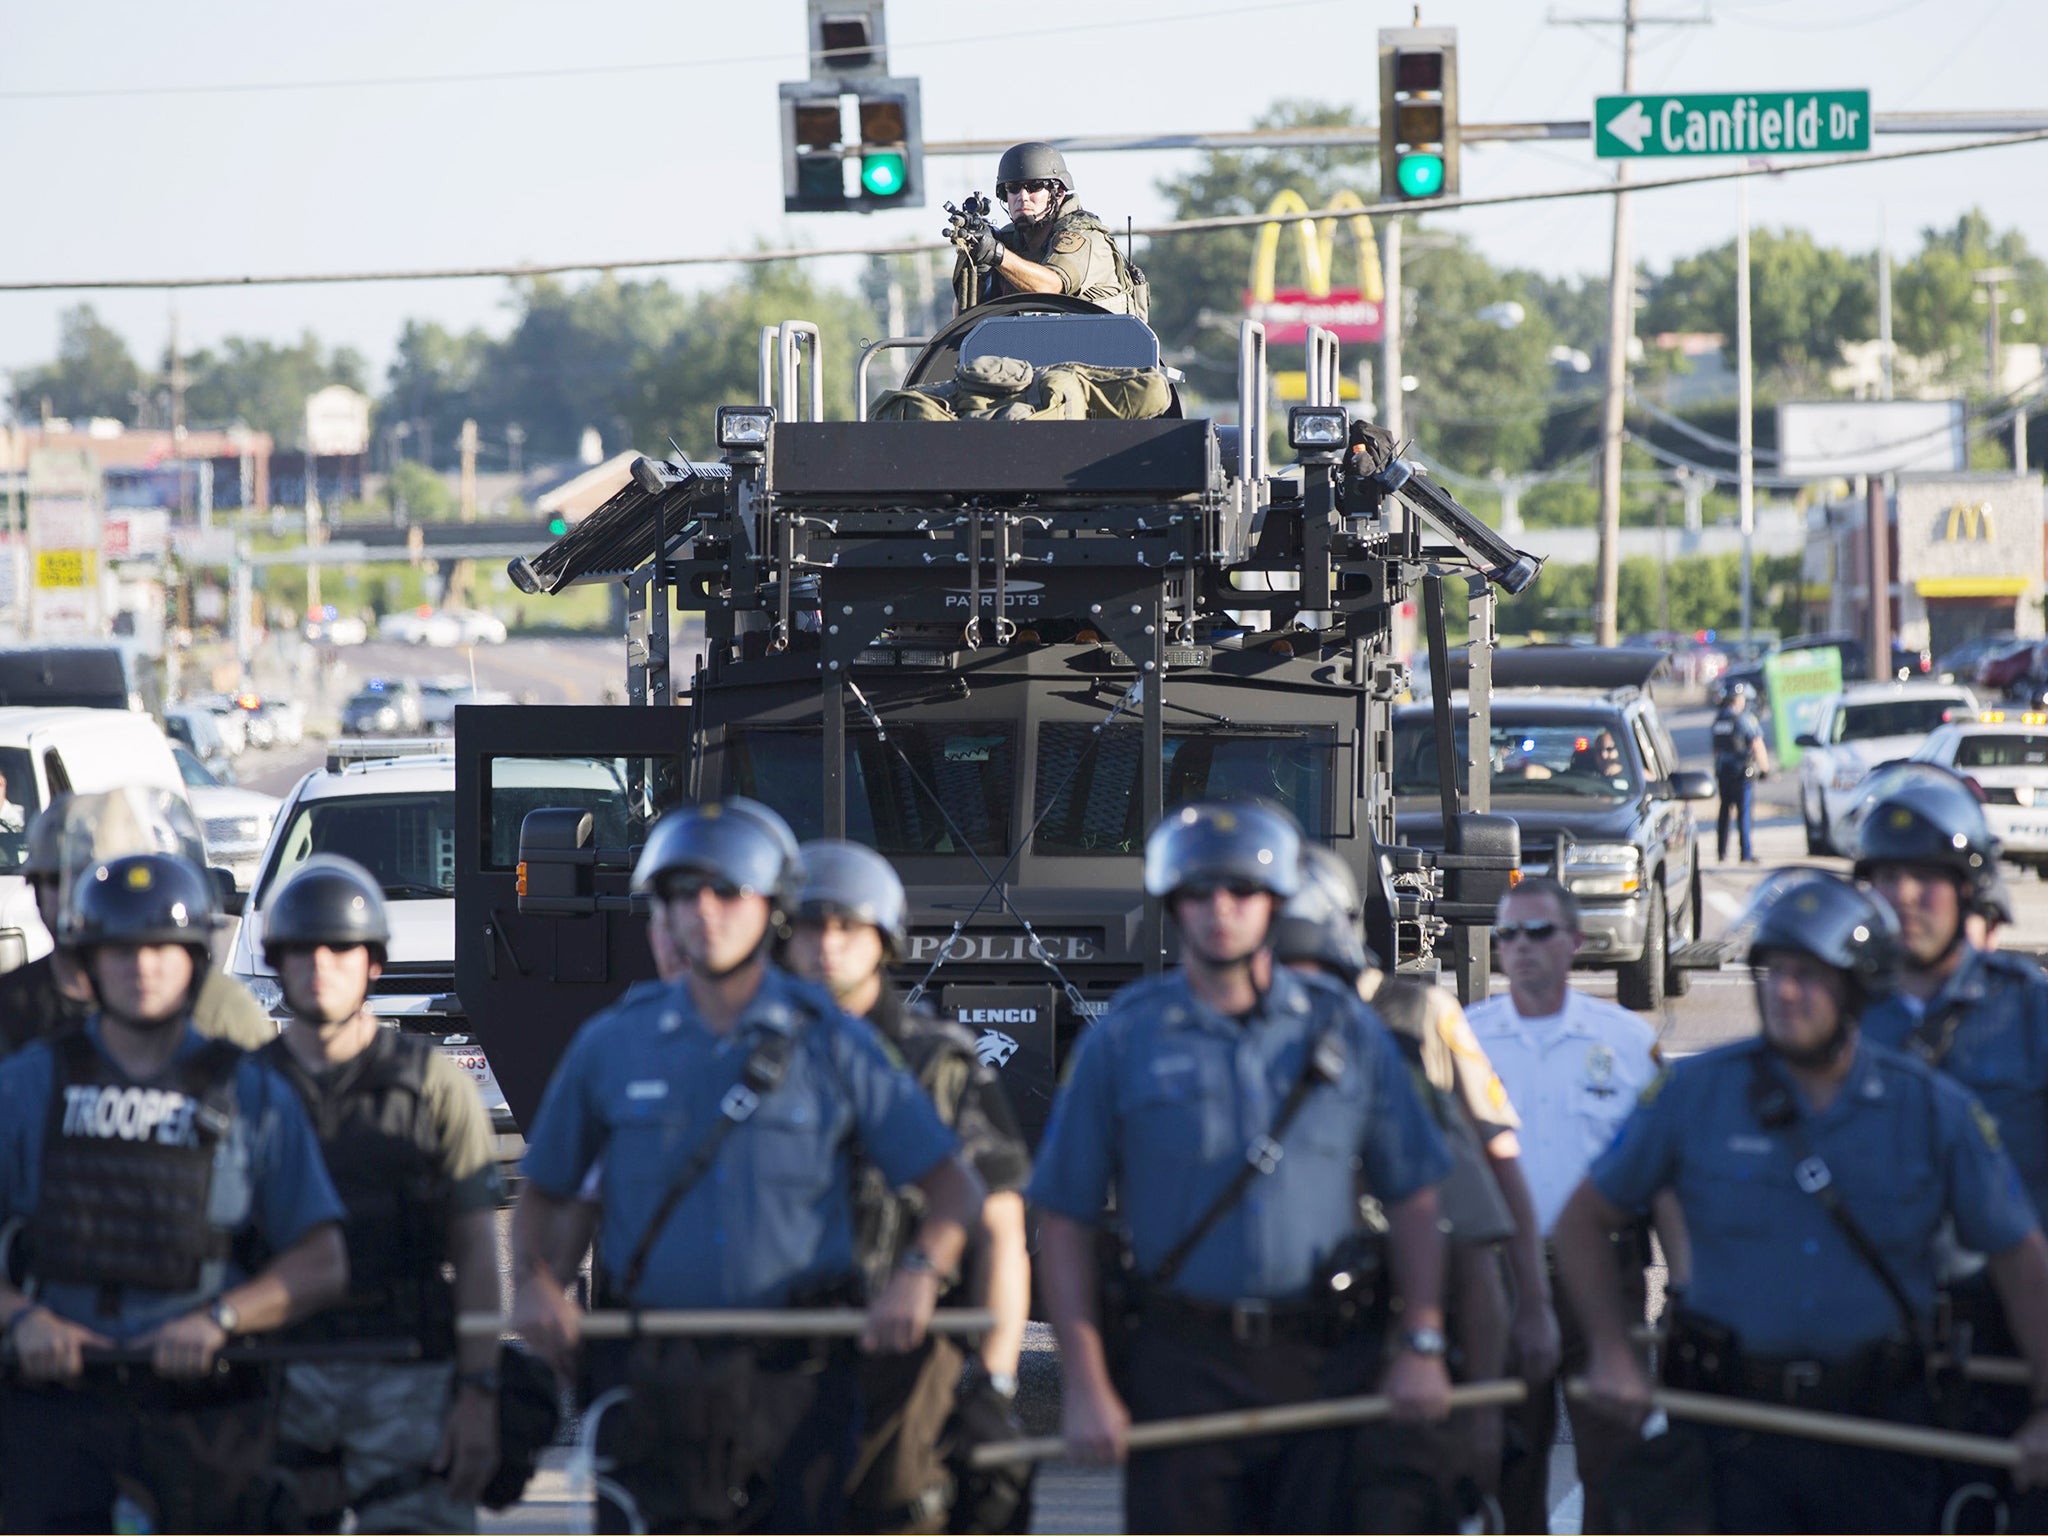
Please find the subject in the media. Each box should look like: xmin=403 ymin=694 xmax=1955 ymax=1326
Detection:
xmin=1381 ymin=216 xmax=1404 ymax=444
xmin=1975 ymin=265 xmax=2019 ymax=393
xmin=1737 ymin=177 xmax=1755 ymax=646
xmin=1877 ymin=209 xmax=1895 ymax=401
xmin=1554 ymin=0 xmax=1709 ymax=645
xmin=447 ymin=417 xmax=480 ymax=610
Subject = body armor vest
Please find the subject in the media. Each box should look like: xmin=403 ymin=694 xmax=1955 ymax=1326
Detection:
xmin=260 ymin=1030 xmax=455 ymax=1353
xmin=25 ymin=1030 xmax=240 ymax=1296
xmin=853 ymin=1000 xmax=976 ymax=1298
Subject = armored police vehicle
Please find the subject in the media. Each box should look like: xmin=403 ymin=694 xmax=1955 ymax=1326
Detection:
xmin=451 ymin=296 xmax=1539 ymax=1145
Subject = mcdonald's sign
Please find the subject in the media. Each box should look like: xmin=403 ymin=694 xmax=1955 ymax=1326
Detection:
xmin=1937 ymin=501 xmax=1995 ymax=542
xmin=1242 ymin=189 xmax=1386 ymax=346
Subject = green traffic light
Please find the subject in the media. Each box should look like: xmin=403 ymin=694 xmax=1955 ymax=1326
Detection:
xmin=548 ymin=516 xmax=569 ymax=537
xmin=860 ymin=151 xmax=907 ymax=197
xmin=1396 ymin=152 xmax=1445 ymax=198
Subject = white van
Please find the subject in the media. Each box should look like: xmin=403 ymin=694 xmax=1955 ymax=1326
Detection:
xmin=0 ymin=706 xmax=186 ymax=971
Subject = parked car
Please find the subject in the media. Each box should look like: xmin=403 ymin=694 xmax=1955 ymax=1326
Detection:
xmin=1904 ymin=713 xmax=2048 ymax=877
xmin=1935 ymin=632 xmax=2020 ymax=684
xmin=418 ymin=679 xmax=517 ymax=734
xmin=1975 ymin=639 xmax=2040 ymax=696
xmin=448 ymin=609 xmax=509 ymax=646
xmin=226 ymin=747 xmax=516 ymax=1136
xmin=341 ymin=678 xmax=425 ymax=736
xmin=164 ymin=703 xmax=233 ymax=779
xmin=172 ymin=745 xmax=282 ymax=890
xmin=1393 ymin=648 xmax=1713 ymax=1011
xmin=304 ymin=609 xmax=369 ymax=647
xmin=1796 ymin=680 xmax=1979 ymax=855
xmin=378 ymin=609 xmax=464 ymax=647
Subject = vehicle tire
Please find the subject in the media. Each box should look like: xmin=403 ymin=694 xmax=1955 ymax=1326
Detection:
xmin=1665 ymin=870 xmax=1699 ymax=998
xmin=1617 ymin=887 xmax=1666 ymax=1013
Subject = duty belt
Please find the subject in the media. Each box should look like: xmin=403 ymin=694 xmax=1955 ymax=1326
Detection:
xmin=1666 ymin=1326 xmax=1923 ymax=1412
xmin=1136 ymin=1291 xmax=1338 ymax=1349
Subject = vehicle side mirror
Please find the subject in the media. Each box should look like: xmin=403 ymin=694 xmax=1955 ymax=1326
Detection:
xmin=1794 ymin=732 xmax=1820 ymax=749
xmin=1446 ymin=812 xmax=1520 ymax=918
xmin=518 ymin=807 xmax=597 ymax=916
xmin=209 ymin=867 xmax=247 ymax=916
xmin=1670 ymin=770 xmax=1716 ymax=802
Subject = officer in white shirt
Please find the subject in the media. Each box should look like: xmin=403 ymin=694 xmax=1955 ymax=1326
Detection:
xmin=1466 ymin=876 xmax=1686 ymax=1534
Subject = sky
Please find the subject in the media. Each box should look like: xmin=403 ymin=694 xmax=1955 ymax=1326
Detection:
xmin=1 ymin=0 xmax=2042 ymax=399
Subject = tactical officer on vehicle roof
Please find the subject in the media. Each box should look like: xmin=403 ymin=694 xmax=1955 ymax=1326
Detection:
xmin=0 ymin=793 xmax=276 ymax=1058
xmin=257 ymin=855 xmax=508 ymax=1534
xmin=1854 ymin=765 xmax=2048 ymax=1526
xmin=782 ymin=839 xmax=1035 ymax=1535
xmin=510 ymin=800 xmax=986 ymax=1535
xmin=1556 ymin=870 xmax=2048 ymax=1534
xmin=1030 ymin=801 xmax=1454 ymax=1535
xmin=0 ymin=852 xmax=348 ymax=1533
xmin=949 ymin=141 xmax=1145 ymax=319
xmin=1272 ymin=843 xmax=1554 ymax=1530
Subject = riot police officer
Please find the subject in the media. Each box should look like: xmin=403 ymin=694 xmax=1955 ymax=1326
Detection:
xmin=258 ymin=855 xmax=507 ymax=1532
xmin=1271 ymin=842 xmax=1556 ymax=1527
xmin=1711 ymin=681 xmax=1769 ymax=863
xmin=0 ymin=793 xmax=276 ymax=1056
xmin=510 ymin=800 xmax=985 ymax=1534
xmin=783 ymin=839 xmax=1034 ymax=1534
xmin=1556 ymin=870 xmax=2048 ymax=1533
xmin=950 ymin=141 xmax=1144 ymax=317
xmin=0 ymin=853 xmax=347 ymax=1532
xmin=1854 ymin=765 xmax=2048 ymax=1521
xmin=1030 ymin=802 xmax=1454 ymax=1534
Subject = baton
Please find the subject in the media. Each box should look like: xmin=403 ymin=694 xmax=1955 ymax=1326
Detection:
xmin=1628 ymin=1327 xmax=2037 ymax=1387
xmin=6 ymin=1337 xmax=423 ymax=1371
xmin=968 ymin=1378 xmax=1527 ymax=1470
xmin=458 ymin=1307 xmax=995 ymax=1341
xmin=1566 ymin=1379 xmax=2022 ymax=1469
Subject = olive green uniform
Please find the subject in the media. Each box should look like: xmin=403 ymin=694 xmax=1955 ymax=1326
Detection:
xmin=961 ymin=194 xmax=1143 ymax=317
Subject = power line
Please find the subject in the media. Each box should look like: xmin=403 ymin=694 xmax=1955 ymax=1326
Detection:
xmin=0 ymin=128 xmax=2043 ymax=295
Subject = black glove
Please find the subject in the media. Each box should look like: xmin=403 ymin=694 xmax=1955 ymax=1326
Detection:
xmin=961 ymin=223 xmax=1002 ymax=273
xmin=942 ymin=1363 xmax=1034 ymax=1534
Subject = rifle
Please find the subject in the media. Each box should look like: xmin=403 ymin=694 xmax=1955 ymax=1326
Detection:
xmin=943 ymin=193 xmax=995 ymax=259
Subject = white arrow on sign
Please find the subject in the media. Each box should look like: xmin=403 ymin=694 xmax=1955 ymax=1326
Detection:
xmin=1603 ymin=99 xmax=1653 ymax=153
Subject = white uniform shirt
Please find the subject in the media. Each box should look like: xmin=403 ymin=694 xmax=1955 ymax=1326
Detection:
xmin=1466 ymin=988 xmax=1660 ymax=1236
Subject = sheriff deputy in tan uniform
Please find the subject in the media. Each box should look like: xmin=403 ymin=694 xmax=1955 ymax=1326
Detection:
xmin=951 ymin=142 xmax=1144 ymax=318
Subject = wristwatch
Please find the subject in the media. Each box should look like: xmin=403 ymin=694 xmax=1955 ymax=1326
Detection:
xmin=1400 ymin=1327 xmax=1448 ymax=1359
xmin=898 ymin=1248 xmax=952 ymax=1283
xmin=207 ymin=1297 xmax=241 ymax=1338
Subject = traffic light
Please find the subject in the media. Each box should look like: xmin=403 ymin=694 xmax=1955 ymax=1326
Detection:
xmin=1379 ymin=27 xmax=1459 ymax=202
xmin=779 ymin=80 xmax=924 ymax=212
xmin=546 ymin=514 xmax=569 ymax=538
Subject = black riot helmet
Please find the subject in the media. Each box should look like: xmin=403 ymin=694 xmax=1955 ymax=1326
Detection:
xmin=66 ymin=853 xmax=219 ymax=1020
xmin=1980 ymin=863 xmax=2016 ymax=929
xmin=1851 ymin=763 xmax=2000 ymax=903
xmin=1144 ymin=801 xmax=1303 ymax=902
xmin=1271 ymin=843 xmax=1380 ymax=982
xmin=262 ymin=855 xmax=392 ymax=968
xmin=631 ymin=798 xmax=802 ymax=906
xmin=1745 ymin=869 xmax=1901 ymax=1007
xmin=794 ymin=840 xmax=908 ymax=959
xmin=996 ymin=141 xmax=1072 ymax=199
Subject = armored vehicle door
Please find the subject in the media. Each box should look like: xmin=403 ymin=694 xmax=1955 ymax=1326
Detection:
xmin=454 ymin=704 xmax=691 ymax=1128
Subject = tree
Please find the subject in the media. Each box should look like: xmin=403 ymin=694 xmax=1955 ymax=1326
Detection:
xmin=182 ymin=333 xmax=367 ymax=443
xmin=1401 ymin=231 xmax=1559 ymax=473
xmin=1892 ymin=209 xmax=2048 ymax=387
xmin=387 ymin=460 xmax=455 ymax=522
xmin=1639 ymin=228 xmax=1876 ymax=385
xmin=380 ymin=320 xmax=495 ymax=468
xmin=8 ymin=305 xmax=145 ymax=424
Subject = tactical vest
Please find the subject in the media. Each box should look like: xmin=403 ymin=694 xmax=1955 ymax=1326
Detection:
xmin=1711 ymin=712 xmax=1748 ymax=771
xmin=24 ymin=1030 xmax=241 ymax=1297
xmin=852 ymin=999 xmax=977 ymax=1299
xmin=993 ymin=202 xmax=1150 ymax=322
xmin=260 ymin=1030 xmax=455 ymax=1353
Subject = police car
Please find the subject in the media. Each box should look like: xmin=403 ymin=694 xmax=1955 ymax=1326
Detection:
xmin=1909 ymin=711 xmax=2048 ymax=875
xmin=1796 ymin=679 xmax=1978 ymax=855
xmin=224 ymin=742 xmax=518 ymax=1141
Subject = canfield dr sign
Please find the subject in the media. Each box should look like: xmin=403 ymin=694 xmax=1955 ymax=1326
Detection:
xmin=1596 ymin=91 xmax=1871 ymax=158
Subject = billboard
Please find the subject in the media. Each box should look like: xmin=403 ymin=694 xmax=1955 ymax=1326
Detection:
xmin=1777 ymin=400 xmax=1966 ymax=479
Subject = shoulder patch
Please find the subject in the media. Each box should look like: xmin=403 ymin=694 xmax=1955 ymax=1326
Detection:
xmin=1051 ymin=228 xmax=1089 ymax=256
xmin=1970 ymin=1099 xmax=2004 ymax=1152
xmin=1637 ymin=1064 xmax=1676 ymax=1108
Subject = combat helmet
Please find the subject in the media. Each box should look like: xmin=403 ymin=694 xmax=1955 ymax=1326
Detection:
xmin=793 ymin=840 xmax=908 ymax=958
xmin=1143 ymin=801 xmax=1303 ymax=901
xmin=262 ymin=854 xmax=392 ymax=967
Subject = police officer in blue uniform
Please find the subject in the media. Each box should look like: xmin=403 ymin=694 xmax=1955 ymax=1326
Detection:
xmin=1711 ymin=681 xmax=1768 ymax=862
xmin=1031 ymin=802 xmax=1455 ymax=1534
xmin=1854 ymin=765 xmax=2048 ymax=1524
xmin=510 ymin=801 xmax=985 ymax=1534
xmin=1555 ymin=870 xmax=2048 ymax=1533
xmin=0 ymin=852 xmax=348 ymax=1532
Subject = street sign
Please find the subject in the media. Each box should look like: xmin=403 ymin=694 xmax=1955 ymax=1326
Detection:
xmin=1595 ymin=91 xmax=1870 ymax=158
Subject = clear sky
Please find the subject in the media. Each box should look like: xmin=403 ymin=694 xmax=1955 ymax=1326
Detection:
xmin=1 ymin=0 xmax=2041 ymax=398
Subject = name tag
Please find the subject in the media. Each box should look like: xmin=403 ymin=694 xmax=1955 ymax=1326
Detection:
xmin=1726 ymin=1134 xmax=1772 ymax=1155
xmin=626 ymin=1080 xmax=669 ymax=1101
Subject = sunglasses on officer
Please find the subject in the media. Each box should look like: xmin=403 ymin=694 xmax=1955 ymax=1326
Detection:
xmin=656 ymin=874 xmax=745 ymax=903
xmin=999 ymin=178 xmax=1061 ymax=198
xmin=1175 ymin=878 xmax=1269 ymax=901
xmin=1494 ymin=920 xmax=1562 ymax=944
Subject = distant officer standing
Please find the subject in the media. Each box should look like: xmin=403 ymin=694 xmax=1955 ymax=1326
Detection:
xmin=0 ymin=795 xmax=277 ymax=1056
xmin=1557 ymin=871 xmax=2048 ymax=1533
xmin=1855 ymin=768 xmax=2048 ymax=1521
xmin=1031 ymin=802 xmax=1454 ymax=1534
xmin=258 ymin=856 xmax=507 ymax=1533
xmin=510 ymin=801 xmax=986 ymax=1534
xmin=1464 ymin=876 xmax=1680 ymax=1535
xmin=783 ymin=840 xmax=1034 ymax=1534
xmin=0 ymin=853 xmax=348 ymax=1532
xmin=1711 ymin=681 xmax=1769 ymax=863
xmin=949 ymin=142 xmax=1144 ymax=318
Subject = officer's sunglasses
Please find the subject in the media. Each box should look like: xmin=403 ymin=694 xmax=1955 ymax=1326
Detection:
xmin=1176 ymin=878 xmax=1268 ymax=901
xmin=999 ymin=179 xmax=1060 ymax=198
xmin=1494 ymin=920 xmax=1562 ymax=944
xmin=656 ymin=875 xmax=744 ymax=902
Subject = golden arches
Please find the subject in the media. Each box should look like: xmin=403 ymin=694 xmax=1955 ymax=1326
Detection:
xmin=1247 ymin=189 xmax=1386 ymax=305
